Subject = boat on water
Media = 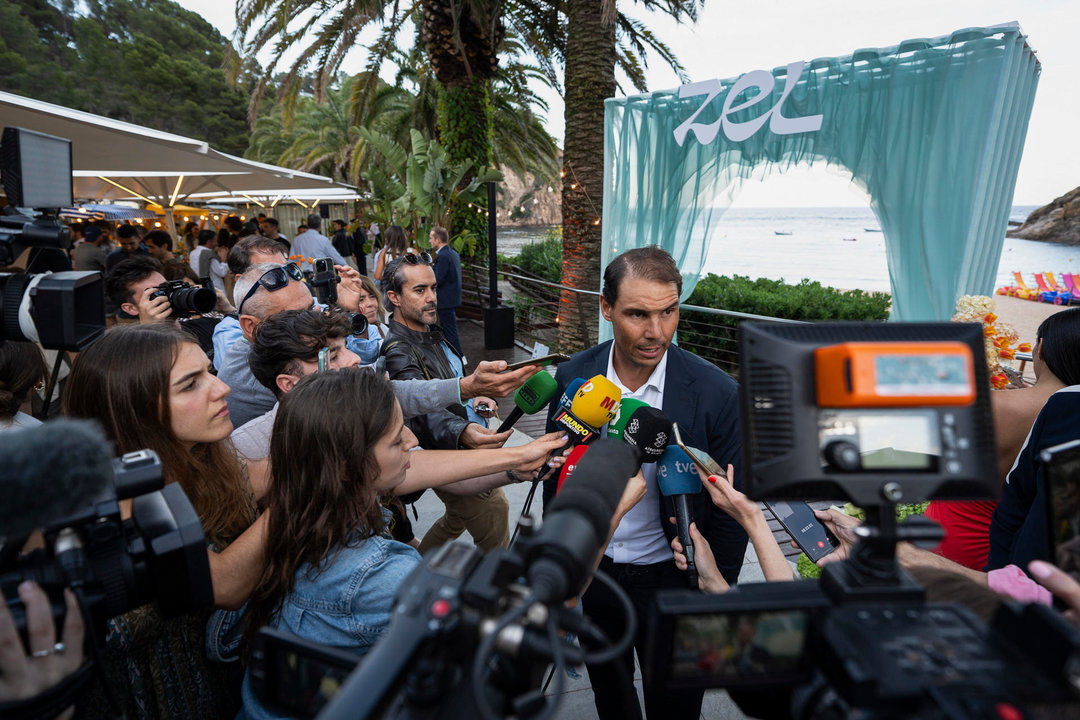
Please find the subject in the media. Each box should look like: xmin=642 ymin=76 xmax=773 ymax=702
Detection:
xmin=864 ymin=228 xmax=883 ymax=232
xmin=842 ymin=237 xmax=857 ymax=242
xmin=774 ymin=231 xmax=793 ymax=236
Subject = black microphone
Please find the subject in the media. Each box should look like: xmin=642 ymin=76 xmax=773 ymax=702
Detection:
xmin=0 ymin=419 xmax=114 ymax=538
xmin=525 ymin=439 xmax=637 ymax=604
xmin=619 ymin=406 xmax=672 ymax=469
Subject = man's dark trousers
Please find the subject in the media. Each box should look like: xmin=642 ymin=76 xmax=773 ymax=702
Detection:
xmin=433 ymin=244 xmax=463 ymax=354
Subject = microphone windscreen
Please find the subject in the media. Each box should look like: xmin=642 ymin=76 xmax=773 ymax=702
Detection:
xmin=557 ymin=378 xmax=586 ymax=411
xmin=570 ymin=375 xmax=621 ymax=428
xmin=556 ymin=444 xmax=590 ymax=495
xmin=0 ymin=419 xmax=114 ymax=537
xmin=547 ymin=439 xmax=637 ymax=541
xmin=606 ymin=398 xmax=649 ymax=439
xmin=656 ymin=445 xmax=703 ymax=497
xmin=622 ymin=406 xmax=672 ymax=464
xmin=515 ymin=371 xmax=559 ymax=414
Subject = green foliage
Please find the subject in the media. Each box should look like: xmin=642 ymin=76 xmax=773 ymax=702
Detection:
xmin=510 ymin=229 xmax=563 ymax=283
xmin=796 ymin=554 xmax=823 ymax=580
xmin=0 ymin=0 xmax=249 ymax=155
xmin=679 ymin=275 xmax=891 ymax=372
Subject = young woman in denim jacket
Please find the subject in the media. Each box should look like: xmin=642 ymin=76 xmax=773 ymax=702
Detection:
xmin=240 ymin=368 xmax=421 ymax=719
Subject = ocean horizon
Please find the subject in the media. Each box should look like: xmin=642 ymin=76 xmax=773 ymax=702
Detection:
xmin=495 ymin=206 xmax=1075 ymax=294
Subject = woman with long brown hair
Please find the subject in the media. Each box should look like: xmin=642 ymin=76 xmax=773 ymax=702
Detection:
xmin=240 ymin=368 xmax=420 ymax=719
xmin=65 ymin=324 xmax=266 ymax=718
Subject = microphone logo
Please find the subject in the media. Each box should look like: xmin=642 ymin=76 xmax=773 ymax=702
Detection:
xmin=627 ymin=418 xmax=639 ymax=435
xmin=581 ymin=381 xmax=595 ymax=394
xmin=654 ymin=432 xmax=667 ymax=447
xmin=600 ymin=396 xmax=618 ymax=412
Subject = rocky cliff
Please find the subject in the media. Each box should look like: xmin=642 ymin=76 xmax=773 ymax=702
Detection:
xmin=1008 ymin=186 xmax=1080 ymax=244
xmin=495 ymin=168 xmax=562 ymax=227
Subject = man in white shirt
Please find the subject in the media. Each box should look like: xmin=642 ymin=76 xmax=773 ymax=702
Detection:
xmin=290 ymin=213 xmax=346 ymax=271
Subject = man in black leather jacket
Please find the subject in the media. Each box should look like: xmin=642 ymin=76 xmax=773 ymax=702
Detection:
xmin=381 ymin=255 xmax=516 ymax=554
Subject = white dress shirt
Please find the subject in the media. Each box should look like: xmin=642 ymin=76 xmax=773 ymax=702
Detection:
xmin=604 ymin=345 xmax=672 ymax=564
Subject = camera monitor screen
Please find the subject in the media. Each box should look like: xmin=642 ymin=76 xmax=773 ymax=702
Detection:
xmin=670 ymin=611 xmax=810 ymax=688
xmin=1043 ymin=439 xmax=1080 ymax=586
xmin=1 ymin=127 xmax=73 ymax=209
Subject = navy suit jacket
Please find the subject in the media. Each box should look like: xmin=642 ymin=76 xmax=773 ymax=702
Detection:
xmin=544 ymin=341 xmax=750 ymax=585
xmin=433 ymin=245 xmax=462 ymax=309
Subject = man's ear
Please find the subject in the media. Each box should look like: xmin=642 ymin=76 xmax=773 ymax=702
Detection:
xmin=276 ymin=374 xmax=299 ymax=396
xmin=385 ymin=289 xmax=400 ymax=309
xmin=238 ymin=314 xmax=259 ymax=340
xmin=121 ymin=301 xmax=139 ymax=317
xmin=600 ymin=296 xmax=613 ymax=322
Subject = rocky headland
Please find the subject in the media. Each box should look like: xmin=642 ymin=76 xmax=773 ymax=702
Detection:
xmin=1007 ymin=186 xmax=1080 ymax=244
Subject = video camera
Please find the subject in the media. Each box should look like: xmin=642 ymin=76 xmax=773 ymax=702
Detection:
xmin=250 ymin=440 xmax=640 ymax=720
xmin=151 ymin=277 xmax=216 ymax=318
xmin=1 ymin=126 xmax=105 ymax=350
xmin=643 ymin=322 xmax=1080 ymax=718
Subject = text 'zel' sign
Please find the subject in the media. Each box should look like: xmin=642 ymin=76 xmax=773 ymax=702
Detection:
xmin=674 ymin=61 xmax=823 ymax=147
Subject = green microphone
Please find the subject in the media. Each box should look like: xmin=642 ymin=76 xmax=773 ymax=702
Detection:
xmin=496 ymin=371 xmax=559 ymax=433
xmin=606 ymin=398 xmax=650 ymax=439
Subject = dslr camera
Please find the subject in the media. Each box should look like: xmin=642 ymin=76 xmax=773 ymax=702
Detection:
xmin=1 ymin=126 xmax=105 ymax=350
xmin=151 ymin=277 xmax=216 ymax=318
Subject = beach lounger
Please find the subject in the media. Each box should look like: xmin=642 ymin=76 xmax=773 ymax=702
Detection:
xmin=1034 ymin=272 xmax=1061 ymax=303
xmin=1006 ymin=271 xmax=1040 ymax=300
xmin=1047 ymin=272 xmax=1073 ymax=305
xmin=1065 ymin=273 xmax=1080 ymax=305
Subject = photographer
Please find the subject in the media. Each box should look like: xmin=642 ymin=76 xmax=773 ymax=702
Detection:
xmin=0 ymin=582 xmax=85 ymax=720
xmin=64 ymin=325 xmax=269 ymax=717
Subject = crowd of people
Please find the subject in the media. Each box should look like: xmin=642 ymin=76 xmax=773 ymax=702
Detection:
xmin=3 ymin=218 xmax=1080 ymax=720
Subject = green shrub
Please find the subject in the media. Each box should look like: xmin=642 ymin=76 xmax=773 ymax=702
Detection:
xmin=510 ymin=227 xmax=562 ymax=284
xmin=679 ymin=274 xmax=891 ymax=373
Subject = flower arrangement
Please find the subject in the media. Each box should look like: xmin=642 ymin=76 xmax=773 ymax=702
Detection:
xmin=951 ymin=295 xmax=1030 ymax=389
xmin=288 ymin=255 xmax=315 ymax=264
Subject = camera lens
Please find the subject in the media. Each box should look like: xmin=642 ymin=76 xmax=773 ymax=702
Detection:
xmin=169 ymin=286 xmax=216 ymax=315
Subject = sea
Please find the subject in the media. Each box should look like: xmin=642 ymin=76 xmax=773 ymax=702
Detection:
xmin=495 ymin=206 xmax=1077 ymax=293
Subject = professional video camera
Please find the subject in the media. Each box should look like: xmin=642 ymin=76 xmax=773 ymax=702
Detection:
xmin=643 ymin=322 xmax=1080 ymax=718
xmin=0 ymin=419 xmax=214 ymax=714
xmin=0 ymin=126 xmax=105 ymax=350
xmin=151 ymin=277 xmax=216 ymax=318
xmin=248 ymin=440 xmax=640 ymax=720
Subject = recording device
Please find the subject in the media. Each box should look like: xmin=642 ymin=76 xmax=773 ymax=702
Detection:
xmin=657 ymin=446 xmax=701 ymax=589
xmin=644 ymin=322 xmax=1080 ymax=719
xmin=252 ymin=440 xmax=639 ymax=720
xmin=501 ymin=353 xmax=571 ymax=372
xmin=764 ymin=501 xmax=838 ymax=564
xmin=619 ymin=405 xmax=672 ymax=468
xmin=250 ymin=628 xmax=362 ymax=718
xmin=606 ymin=397 xmax=649 ymax=441
xmin=310 ymin=256 xmax=340 ymax=305
xmin=538 ymin=375 xmax=622 ymax=482
xmin=1042 ymin=439 xmax=1080 ymax=591
xmin=1 ymin=127 xmax=105 ymax=350
xmin=496 ymin=371 xmax=559 ymax=433
xmin=150 ymin=277 xmax=216 ymax=318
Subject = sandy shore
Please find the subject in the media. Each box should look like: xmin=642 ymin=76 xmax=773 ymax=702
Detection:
xmin=986 ymin=293 xmax=1069 ymax=345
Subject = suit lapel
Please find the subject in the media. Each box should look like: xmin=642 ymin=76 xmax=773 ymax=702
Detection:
xmin=662 ymin=348 xmax=701 ymax=445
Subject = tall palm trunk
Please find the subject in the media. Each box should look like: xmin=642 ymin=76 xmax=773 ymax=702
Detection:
xmin=558 ymin=0 xmax=615 ymax=351
xmin=421 ymin=0 xmax=502 ymax=255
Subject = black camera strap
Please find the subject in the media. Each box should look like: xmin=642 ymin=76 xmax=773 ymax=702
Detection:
xmin=0 ymin=660 xmax=95 ymax=720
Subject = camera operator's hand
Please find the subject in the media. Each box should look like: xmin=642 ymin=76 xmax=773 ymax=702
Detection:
xmin=214 ymin=288 xmax=235 ymax=314
xmin=0 ymin=582 xmax=85 ymax=719
xmin=460 ymin=423 xmax=512 ymax=450
xmin=1029 ymin=560 xmax=1080 ymax=626
xmin=333 ymin=264 xmax=362 ymax=313
xmin=460 ymin=362 xmax=543 ymax=400
xmin=813 ymin=508 xmax=861 ymax=566
xmin=672 ymin=523 xmax=729 ymax=594
xmin=136 ymin=286 xmax=173 ymax=324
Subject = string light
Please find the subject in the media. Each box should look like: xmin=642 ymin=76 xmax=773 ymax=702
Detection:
xmin=154 ymin=222 xmax=162 ymax=227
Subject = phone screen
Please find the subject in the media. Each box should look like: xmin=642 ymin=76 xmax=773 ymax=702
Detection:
xmin=250 ymin=629 xmax=359 ymax=718
xmin=1042 ymin=440 xmax=1080 ymax=585
xmin=765 ymin=501 xmax=838 ymax=563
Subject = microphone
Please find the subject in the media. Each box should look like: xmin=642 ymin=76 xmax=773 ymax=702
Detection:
xmin=620 ymin=406 xmax=672 ymax=468
xmin=0 ymin=419 xmax=114 ymax=537
xmin=558 ymin=377 xmax=586 ymax=410
xmin=606 ymin=398 xmax=650 ymax=440
xmin=526 ymin=439 xmax=637 ymax=604
xmin=540 ymin=375 xmax=622 ymax=481
xmin=556 ymin=444 xmax=590 ymax=495
xmin=657 ymin=445 xmax=702 ymax=589
xmin=496 ymin=371 xmax=559 ymax=433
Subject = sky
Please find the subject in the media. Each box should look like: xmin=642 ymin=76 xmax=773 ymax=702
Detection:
xmin=175 ymin=0 xmax=1078 ymax=208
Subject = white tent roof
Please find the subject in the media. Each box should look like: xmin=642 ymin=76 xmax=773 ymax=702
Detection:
xmin=0 ymin=90 xmax=353 ymax=202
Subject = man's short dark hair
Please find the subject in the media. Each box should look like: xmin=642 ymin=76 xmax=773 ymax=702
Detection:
xmin=601 ymin=246 xmax=683 ymax=307
xmin=431 ymin=226 xmax=449 ymax=245
xmin=116 ymin=224 xmax=139 ymax=240
xmin=105 ymin=255 xmax=164 ymax=306
xmin=306 ymin=213 xmax=322 ymax=230
xmin=333 ymin=219 xmax=345 ymax=229
xmin=145 ymin=230 xmax=172 ymax=250
xmin=227 ymin=234 xmax=289 ymax=276
xmin=249 ymin=309 xmax=352 ymax=397
xmin=197 ymin=229 xmax=216 ymax=246
xmin=257 ymin=213 xmax=267 ymax=221
xmin=264 ymin=217 xmax=279 ymax=230
xmin=163 ymin=261 xmax=200 ymax=285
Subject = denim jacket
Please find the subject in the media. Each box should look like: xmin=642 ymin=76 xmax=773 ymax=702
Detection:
xmin=240 ymin=531 xmax=421 ymax=720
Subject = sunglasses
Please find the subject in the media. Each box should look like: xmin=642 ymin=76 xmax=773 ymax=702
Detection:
xmin=237 ymin=262 xmax=304 ymax=315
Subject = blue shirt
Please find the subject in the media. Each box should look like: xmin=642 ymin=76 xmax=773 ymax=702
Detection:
xmin=211 ymin=315 xmax=243 ymax=371
xmin=240 ymin=531 xmax=421 ymax=720
xmin=290 ymin=229 xmax=346 ymax=270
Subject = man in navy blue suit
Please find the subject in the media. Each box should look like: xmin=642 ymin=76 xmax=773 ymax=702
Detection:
xmin=544 ymin=246 xmax=749 ymax=720
xmin=430 ymin=226 xmax=463 ymax=355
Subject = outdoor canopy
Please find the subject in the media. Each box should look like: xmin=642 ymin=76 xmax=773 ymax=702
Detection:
xmin=600 ymin=22 xmax=1040 ymax=334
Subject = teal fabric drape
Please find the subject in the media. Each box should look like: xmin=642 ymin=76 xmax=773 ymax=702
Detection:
xmin=599 ymin=24 xmax=1040 ymax=342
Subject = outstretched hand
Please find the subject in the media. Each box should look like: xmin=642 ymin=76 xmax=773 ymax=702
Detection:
xmin=1029 ymin=560 xmax=1080 ymax=626
xmin=696 ymin=463 xmax=762 ymax=530
xmin=671 ymin=521 xmax=728 ymax=594
xmin=461 ymin=362 xmax=543 ymax=399
xmin=812 ymin=508 xmax=861 ymax=567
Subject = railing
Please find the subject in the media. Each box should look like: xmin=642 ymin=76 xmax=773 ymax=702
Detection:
xmin=464 ymin=262 xmax=802 ymax=375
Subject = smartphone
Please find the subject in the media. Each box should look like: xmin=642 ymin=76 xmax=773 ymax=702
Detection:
xmin=1041 ymin=439 xmax=1080 ymax=591
xmin=502 ymin=353 xmax=572 ymax=372
xmin=249 ymin=628 xmax=359 ymax=719
xmin=318 ymin=347 xmax=330 ymax=373
xmin=671 ymin=422 xmax=725 ymax=478
xmin=765 ymin=501 xmax=838 ymax=563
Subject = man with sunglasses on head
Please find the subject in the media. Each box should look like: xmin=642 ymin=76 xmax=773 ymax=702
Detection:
xmin=381 ymin=253 xmax=515 ymax=554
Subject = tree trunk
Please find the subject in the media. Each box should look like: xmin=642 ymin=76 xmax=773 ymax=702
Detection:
xmin=437 ymin=80 xmax=493 ymax=256
xmin=558 ymin=0 xmax=615 ymax=352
